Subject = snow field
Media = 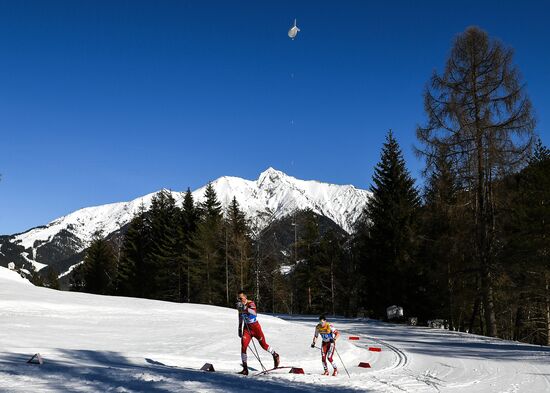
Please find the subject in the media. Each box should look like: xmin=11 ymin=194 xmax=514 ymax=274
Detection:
xmin=0 ymin=267 xmax=371 ymax=392
xmin=2 ymin=266 xmax=550 ymax=392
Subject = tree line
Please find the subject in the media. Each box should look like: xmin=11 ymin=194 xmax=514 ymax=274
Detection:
xmin=70 ymin=26 xmax=549 ymax=345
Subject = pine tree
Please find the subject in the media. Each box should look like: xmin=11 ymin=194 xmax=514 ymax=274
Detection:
xmin=45 ymin=267 xmax=60 ymax=290
xmin=116 ymin=203 xmax=152 ymax=297
xmin=499 ymin=138 xmax=550 ymax=344
xmin=358 ymin=130 xmax=420 ymax=317
xmin=225 ymin=197 xmax=252 ymax=305
xmin=148 ymin=190 xmax=180 ymax=301
xmin=191 ymin=182 xmax=224 ymax=304
xmin=82 ymin=231 xmax=117 ymax=295
xmin=316 ymin=229 xmax=345 ymax=316
xmin=531 ymin=138 xmax=550 ymax=164
xmin=30 ymin=269 xmax=45 ymax=287
xmin=179 ymin=188 xmax=200 ymax=302
xmin=69 ymin=264 xmax=85 ymax=291
xmin=292 ymin=209 xmax=321 ymax=314
xmin=418 ymin=146 xmax=473 ymax=327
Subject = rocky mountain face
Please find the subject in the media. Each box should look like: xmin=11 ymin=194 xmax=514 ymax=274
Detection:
xmin=0 ymin=168 xmax=370 ymax=278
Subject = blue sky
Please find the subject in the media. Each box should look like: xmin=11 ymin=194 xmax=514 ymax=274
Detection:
xmin=1 ymin=0 xmax=549 ymax=234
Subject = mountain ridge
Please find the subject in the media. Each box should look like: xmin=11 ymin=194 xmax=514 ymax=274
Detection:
xmin=0 ymin=168 xmax=370 ymax=276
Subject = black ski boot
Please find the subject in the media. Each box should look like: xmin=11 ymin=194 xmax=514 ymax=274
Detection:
xmin=273 ymin=352 xmax=280 ymax=369
xmin=238 ymin=362 xmax=249 ymax=376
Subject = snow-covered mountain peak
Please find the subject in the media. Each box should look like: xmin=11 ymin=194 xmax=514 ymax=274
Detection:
xmin=3 ymin=169 xmax=370 ymax=274
xmin=257 ymin=167 xmax=289 ymax=188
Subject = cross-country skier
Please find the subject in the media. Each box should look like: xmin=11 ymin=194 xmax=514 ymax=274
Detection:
xmin=311 ymin=314 xmax=340 ymax=376
xmin=237 ymin=290 xmax=280 ymax=375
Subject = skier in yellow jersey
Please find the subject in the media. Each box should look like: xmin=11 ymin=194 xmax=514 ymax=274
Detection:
xmin=311 ymin=315 xmax=340 ymax=376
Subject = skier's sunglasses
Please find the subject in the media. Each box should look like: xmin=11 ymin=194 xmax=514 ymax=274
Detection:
xmin=238 ymin=296 xmax=246 ymax=300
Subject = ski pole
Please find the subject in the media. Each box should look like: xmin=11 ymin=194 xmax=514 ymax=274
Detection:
xmin=334 ymin=345 xmax=350 ymax=378
xmin=244 ymin=320 xmax=267 ymax=372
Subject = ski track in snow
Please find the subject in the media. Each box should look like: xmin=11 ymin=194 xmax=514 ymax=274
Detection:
xmin=2 ymin=267 xmax=550 ymax=392
xmin=278 ymin=315 xmax=550 ymax=392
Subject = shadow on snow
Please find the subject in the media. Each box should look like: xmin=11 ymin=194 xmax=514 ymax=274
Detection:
xmin=0 ymin=349 xmax=366 ymax=393
xmin=276 ymin=314 xmax=550 ymax=363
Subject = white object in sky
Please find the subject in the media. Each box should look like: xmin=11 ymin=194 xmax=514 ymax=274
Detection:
xmin=288 ymin=19 xmax=300 ymax=39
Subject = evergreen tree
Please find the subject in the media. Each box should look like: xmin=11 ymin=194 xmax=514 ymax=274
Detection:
xmin=292 ymin=209 xmax=321 ymax=314
xmin=499 ymin=139 xmax=550 ymax=344
xmin=225 ymin=197 xmax=252 ymax=305
xmin=116 ymin=203 xmax=152 ymax=297
xmin=417 ymin=146 xmax=474 ymax=327
xmin=82 ymin=231 xmax=117 ymax=295
xmin=358 ymin=130 xmax=420 ymax=317
xmin=69 ymin=263 xmax=85 ymax=291
xmin=148 ymin=190 xmax=180 ymax=301
xmin=531 ymin=138 xmax=550 ymax=164
xmin=191 ymin=182 xmax=224 ymax=304
xmin=29 ymin=268 xmax=45 ymax=287
xmin=45 ymin=267 xmax=60 ymax=290
xmin=316 ymin=229 xmax=345 ymax=316
xmin=179 ymin=188 xmax=200 ymax=302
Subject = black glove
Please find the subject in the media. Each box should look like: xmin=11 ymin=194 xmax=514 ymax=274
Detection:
xmin=238 ymin=328 xmax=243 ymax=338
xmin=329 ymin=338 xmax=335 ymax=343
xmin=310 ymin=343 xmax=315 ymax=348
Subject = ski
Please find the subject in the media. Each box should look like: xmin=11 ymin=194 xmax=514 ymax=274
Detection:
xmin=253 ymin=366 xmax=293 ymax=376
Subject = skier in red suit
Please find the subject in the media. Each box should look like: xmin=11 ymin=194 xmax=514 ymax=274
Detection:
xmin=237 ymin=290 xmax=280 ymax=375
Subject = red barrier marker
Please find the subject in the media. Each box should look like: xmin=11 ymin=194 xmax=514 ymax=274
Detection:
xmin=368 ymin=347 xmax=382 ymax=352
xmin=358 ymin=362 xmax=371 ymax=368
xmin=349 ymin=336 xmax=360 ymax=340
xmin=289 ymin=367 xmax=305 ymax=374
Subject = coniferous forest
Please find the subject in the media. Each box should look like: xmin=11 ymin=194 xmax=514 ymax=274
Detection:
xmin=70 ymin=27 xmax=550 ymax=346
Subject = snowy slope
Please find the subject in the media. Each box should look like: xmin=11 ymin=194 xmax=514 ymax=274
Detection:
xmin=5 ymin=168 xmax=370 ymax=273
xmin=1 ymin=266 xmax=550 ymax=392
xmin=0 ymin=265 xmax=31 ymax=285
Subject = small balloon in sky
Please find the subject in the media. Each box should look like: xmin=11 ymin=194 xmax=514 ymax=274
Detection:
xmin=288 ymin=19 xmax=300 ymax=40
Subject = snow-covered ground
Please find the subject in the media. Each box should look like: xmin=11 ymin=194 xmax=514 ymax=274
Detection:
xmin=1 ymin=266 xmax=550 ymax=392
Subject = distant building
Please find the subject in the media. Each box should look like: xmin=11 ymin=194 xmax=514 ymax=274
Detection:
xmin=386 ymin=305 xmax=404 ymax=320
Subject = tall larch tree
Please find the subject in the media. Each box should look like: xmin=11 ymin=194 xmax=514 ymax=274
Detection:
xmin=417 ymin=26 xmax=536 ymax=336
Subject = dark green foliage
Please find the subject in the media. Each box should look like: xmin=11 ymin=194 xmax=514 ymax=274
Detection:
xmin=29 ymin=269 xmax=45 ymax=287
xmin=69 ymin=264 xmax=85 ymax=291
xmin=282 ymin=209 xmax=351 ymax=316
xmin=416 ymin=146 xmax=475 ymax=327
xmin=531 ymin=138 xmax=550 ymax=164
xmin=497 ymin=139 xmax=550 ymax=344
xmin=116 ymin=204 xmax=152 ymax=297
xmin=225 ymin=197 xmax=252 ymax=304
xmin=314 ymin=229 xmax=346 ymax=316
xmin=148 ymin=190 xmax=180 ymax=301
xmin=356 ymin=131 xmax=420 ymax=317
xmin=115 ymin=190 xmax=196 ymax=302
xmin=82 ymin=231 xmax=117 ymax=295
xmin=45 ymin=267 xmax=61 ymax=290
xmin=291 ymin=209 xmax=321 ymax=314
xmin=191 ymin=183 xmax=224 ymax=304
xmin=179 ymin=188 xmax=200 ymax=302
